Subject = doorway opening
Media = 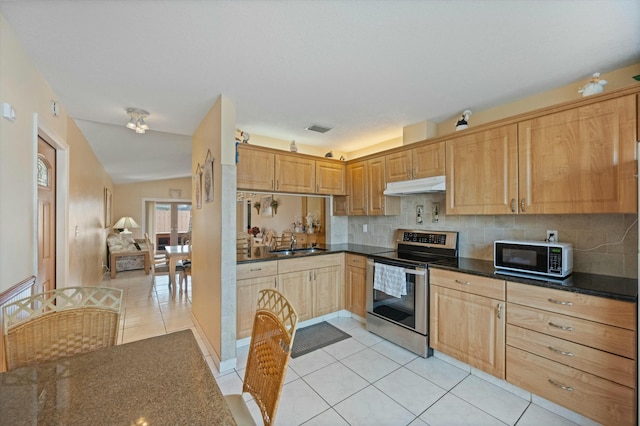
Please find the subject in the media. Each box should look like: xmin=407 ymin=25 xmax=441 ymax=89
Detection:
xmin=152 ymin=202 xmax=192 ymax=251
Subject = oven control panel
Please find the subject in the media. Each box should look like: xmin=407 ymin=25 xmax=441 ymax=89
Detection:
xmin=396 ymin=230 xmax=459 ymax=250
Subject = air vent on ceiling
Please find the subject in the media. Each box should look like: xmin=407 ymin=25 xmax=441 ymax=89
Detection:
xmin=306 ymin=124 xmax=332 ymax=134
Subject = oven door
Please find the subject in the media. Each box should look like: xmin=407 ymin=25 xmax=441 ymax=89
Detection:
xmin=366 ymin=258 xmax=428 ymax=335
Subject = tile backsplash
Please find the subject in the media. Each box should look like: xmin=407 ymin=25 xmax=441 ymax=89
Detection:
xmin=343 ymin=193 xmax=638 ymax=279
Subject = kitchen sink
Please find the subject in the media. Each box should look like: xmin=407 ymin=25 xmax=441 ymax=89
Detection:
xmin=270 ymin=247 xmax=326 ymax=256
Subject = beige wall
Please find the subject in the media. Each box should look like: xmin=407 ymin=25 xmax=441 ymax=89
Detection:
xmin=0 ymin=14 xmax=68 ymax=292
xmin=246 ymin=133 xmax=348 ymax=160
xmin=192 ymin=95 xmax=237 ymax=368
xmin=67 ymin=119 xmax=114 ymax=286
xmin=113 ymin=177 xmax=191 ymax=240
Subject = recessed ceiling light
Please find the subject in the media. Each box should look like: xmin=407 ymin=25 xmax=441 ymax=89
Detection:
xmin=305 ymin=124 xmax=332 ymax=134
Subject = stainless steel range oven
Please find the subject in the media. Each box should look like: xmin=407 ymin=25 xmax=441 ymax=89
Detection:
xmin=366 ymin=230 xmax=459 ymax=358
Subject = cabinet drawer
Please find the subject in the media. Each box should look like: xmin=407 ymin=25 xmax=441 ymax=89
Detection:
xmin=346 ymin=254 xmax=366 ymax=269
xmin=507 ymin=324 xmax=635 ymax=388
xmin=237 ymin=261 xmax=278 ymax=280
xmin=430 ymin=269 xmax=505 ymax=300
xmin=507 ymin=304 xmax=635 ymax=359
xmin=506 ymin=346 xmax=635 ymax=426
xmin=278 ymin=253 xmax=343 ymax=274
xmin=507 ymin=281 xmax=636 ymax=330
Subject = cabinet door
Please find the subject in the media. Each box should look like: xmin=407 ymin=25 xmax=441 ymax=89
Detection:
xmin=316 ymin=160 xmax=346 ymax=195
xmin=367 ymin=156 xmax=388 ymax=215
xmin=346 ymin=265 xmax=366 ymax=317
xmin=275 ymin=154 xmax=316 ymax=193
xmin=278 ymin=270 xmax=313 ymax=321
xmin=430 ymin=285 xmax=505 ymax=378
xmin=385 ymin=150 xmax=412 ymax=183
xmin=412 ymin=142 xmax=445 ymax=179
xmin=237 ymin=146 xmax=275 ymax=191
xmin=347 ymin=161 xmax=367 ymax=215
xmin=446 ymin=125 xmax=518 ymax=215
xmin=313 ymin=265 xmax=342 ymax=317
xmin=237 ymin=276 xmax=277 ymax=339
xmin=518 ymin=95 xmax=637 ymax=214
xmin=332 ymin=195 xmax=349 ymax=216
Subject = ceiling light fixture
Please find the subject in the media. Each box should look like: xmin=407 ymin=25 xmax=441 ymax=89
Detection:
xmin=125 ymin=108 xmax=150 ymax=134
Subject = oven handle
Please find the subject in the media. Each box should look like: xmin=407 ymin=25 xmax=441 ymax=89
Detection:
xmin=403 ymin=268 xmax=426 ymax=276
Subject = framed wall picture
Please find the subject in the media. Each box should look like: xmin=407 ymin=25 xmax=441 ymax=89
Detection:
xmin=261 ymin=195 xmax=273 ymax=217
xmin=194 ymin=163 xmax=202 ymax=209
xmin=204 ymin=149 xmax=215 ymax=203
xmin=104 ymin=188 xmax=112 ymax=228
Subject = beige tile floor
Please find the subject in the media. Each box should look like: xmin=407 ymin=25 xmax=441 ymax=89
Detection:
xmin=106 ymin=270 xmax=599 ymax=426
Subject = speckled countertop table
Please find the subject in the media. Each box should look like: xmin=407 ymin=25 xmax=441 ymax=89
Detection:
xmin=0 ymin=329 xmax=236 ymax=425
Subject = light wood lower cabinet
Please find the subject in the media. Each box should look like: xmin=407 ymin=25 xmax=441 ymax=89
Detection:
xmin=276 ymin=254 xmax=344 ymax=322
xmin=278 ymin=270 xmax=314 ymax=321
xmin=430 ymin=285 xmax=505 ymax=379
xmin=345 ymin=254 xmax=366 ymax=317
xmin=236 ymin=261 xmax=278 ymax=339
xmin=429 ymin=269 xmax=506 ymax=379
xmin=506 ymin=281 xmax=637 ymax=426
xmin=237 ymin=255 xmax=344 ymax=337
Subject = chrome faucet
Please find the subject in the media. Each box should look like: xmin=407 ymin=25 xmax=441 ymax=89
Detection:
xmin=290 ymin=235 xmax=296 ymax=251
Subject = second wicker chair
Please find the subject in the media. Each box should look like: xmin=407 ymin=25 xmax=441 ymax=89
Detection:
xmin=224 ymin=289 xmax=298 ymax=425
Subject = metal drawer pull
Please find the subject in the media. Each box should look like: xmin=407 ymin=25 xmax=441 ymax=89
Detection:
xmin=548 ymin=298 xmax=573 ymax=306
xmin=520 ymin=198 xmax=526 ymax=212
xmin=548 ymin=379 xmax=573 ymax=392
xmin=249 ymin=268 xmax=262 ymax=272
xmin=548 ymin=322 xmax=573 ymax=331
xmin=455 ymin=279 xmax=471 ymax=285
xmin=497 ymin=303 xmax=502 ymax=319
xmin=510 ymin=198 xmax=516 ymax=213
xmin=548 ymin=346 xmax=574 ymax=357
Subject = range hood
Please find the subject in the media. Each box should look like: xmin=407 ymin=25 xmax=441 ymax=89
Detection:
xmin=383 ymin=175 xmax=446 ymax=196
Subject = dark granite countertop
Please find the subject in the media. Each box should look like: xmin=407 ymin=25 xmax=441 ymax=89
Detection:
xmin=238 ymin=246 xmax=637 ymax=302
xmin=431 ymin=257 xmax=638 ymax=302
xmin=237 ymin=243 xmax=392 ymax=263
xmin=0 ymin=330 xmax=236 ymax=425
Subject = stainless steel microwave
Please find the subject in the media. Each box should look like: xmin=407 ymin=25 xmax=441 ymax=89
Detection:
xmin=494 ymin=240 xmax=573 ymax=278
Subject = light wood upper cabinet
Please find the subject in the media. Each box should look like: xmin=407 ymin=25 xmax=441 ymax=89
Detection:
xmin=518 ymin=95 xmax=637 ymax=214
xmin=446 ymin=95 xmax=637 ymax=215
xmin=346 ymin=160 xmax=368 ymax=215
xmin=385 ymin=150 xmax=412 ymax=182
xmin=367 ymin=156 xmax=386 ymax=216
xmin=386 ymin=142 xmax=445 ymax=183
xmin=346 ymin=157 xmax=399 ymax=216
xmin=446 ymin=125 xmax=518 ymax=215
xmin=315 ymin=160 xmax=346 ymax=195
xmin=275 ymin=153 xmax=316 ymax=193
xmin=237 ymin=145 xmax=275 ymax=191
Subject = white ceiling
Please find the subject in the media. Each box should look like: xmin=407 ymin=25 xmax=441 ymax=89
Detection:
xmin=1 ymin=1 xmax=639 ymax=184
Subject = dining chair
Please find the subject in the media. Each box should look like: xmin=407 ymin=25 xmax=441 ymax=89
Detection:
xmin=224 ymin=289 xmax=298 ymax=426
xmin=144 ymin=233 xmax=184 ymax=287
xmin=2 ymin=286 xmax=123 ymax=370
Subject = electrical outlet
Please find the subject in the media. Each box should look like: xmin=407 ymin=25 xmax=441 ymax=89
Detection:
xmin=416 ymin=205 xmax=424 ymax=224
xmin=363 ymin=224 xmax=368 ymax=233
xmin=546 ymin=230 xmax=558 ymax=242
xmin=432 ymin=202 xmax=440 ymax=223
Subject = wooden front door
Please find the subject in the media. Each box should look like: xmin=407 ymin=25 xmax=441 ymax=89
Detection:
xmin=37 ymin=137 xmax=56 ymax=292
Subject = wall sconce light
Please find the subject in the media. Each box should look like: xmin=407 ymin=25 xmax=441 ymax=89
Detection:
xmin=125 ymin=108 xmax=150 ymax=134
